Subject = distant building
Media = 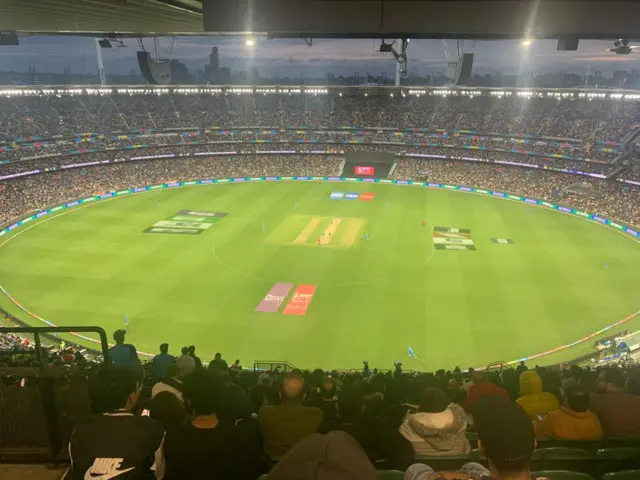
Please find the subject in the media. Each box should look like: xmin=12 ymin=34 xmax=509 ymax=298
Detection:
xmin=613 ymin=70 xmax=631 ymax=88
xmin=170 ymin=59 xmax=190 ymax=84
xmin=205 ymin=46 xmax=220 ymax=83
xmin=564 ymin=73 xmax=582 ymax=87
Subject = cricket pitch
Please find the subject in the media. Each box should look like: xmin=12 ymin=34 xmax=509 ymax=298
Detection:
xmin=265 ymin=215 xmax=365 ymax=248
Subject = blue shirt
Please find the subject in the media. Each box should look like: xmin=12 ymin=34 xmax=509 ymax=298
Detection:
xmin=109 ymin=343 xmax=138 ymax=370
xmin=152 ymin=352 xmax=175 ymax=379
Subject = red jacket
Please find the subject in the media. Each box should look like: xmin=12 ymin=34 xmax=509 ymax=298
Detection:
xmin=464 ymin=381 xmax=509 ymax=412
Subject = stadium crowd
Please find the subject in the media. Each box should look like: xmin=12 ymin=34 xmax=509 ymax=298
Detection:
xmin=0 ymin=143 xmax=616 ymax=178
xmin=392 ymin=158 xmax=640 ymax=227
xmin=39 ymin=327 xmax=640 ymax=480
xmin=1 ymin=92 xmax=638 ymax=142
xmin=1 ymin=129 xmax=617 ymax=163
xmin=1 ymin=153 xmax=638 ymax=228
xmin=4 ymin=82 xmax=640 ymax=480
xmin=0 ymin=155 xmax=343 ymax=224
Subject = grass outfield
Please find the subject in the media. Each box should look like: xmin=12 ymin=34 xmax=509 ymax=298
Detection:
xmin=0 ymin=181 xmax=639 ymax=370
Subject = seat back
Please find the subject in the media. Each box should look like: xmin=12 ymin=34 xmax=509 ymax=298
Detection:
xmin=532 ymin=470 xmax=595 ymax=480
xmin=602 ymin=470 xmax=640 ymax=480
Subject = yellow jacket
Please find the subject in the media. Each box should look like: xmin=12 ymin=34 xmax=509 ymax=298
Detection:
xmin=535 ymin=407 xmax=604 ymax=440
xmin=517 ymin=371 xmax=560 ymax=419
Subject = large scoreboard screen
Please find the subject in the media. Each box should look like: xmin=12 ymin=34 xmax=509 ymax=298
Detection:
xmin=354 ymin=166 xmax=375 ymax=175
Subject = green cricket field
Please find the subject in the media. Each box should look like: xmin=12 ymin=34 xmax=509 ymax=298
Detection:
xmin=1 ymin=181 xmax=639 ymax=370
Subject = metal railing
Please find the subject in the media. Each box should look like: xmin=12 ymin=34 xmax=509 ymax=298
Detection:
xmin=0 ymin=325 xmax=110 ymax=368
xmin=0 ymin=326 xmax=109 ymax=462
xmin=253 ymin=360 xmax=297 ymax=373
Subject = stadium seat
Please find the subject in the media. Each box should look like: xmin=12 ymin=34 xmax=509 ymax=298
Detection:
xmin=534 ymin=448 xmax=591 ymax=459
xmin=602 ymin=470 xmax=640 ymax=480
xmin=531 ymin=471 xmax=595 ymax=480
xmin=415 ymin=455 xmax=479 ymax=472
xmin=595 ymin=448 xmax=640 ymax=477
xmin=377 ymin=471 xmax=405 ymax=480
xmin=259 ymin=472 xmax=406 ymax=479
xmin=605 ymin=439 xmax=640 ymax=449
xmin=596 ymin=448 xmax=640 ymax=460
xmin=538 ymin=439 xmax=605 ymax=453
xmin=532 ymin=448 xmax=593 ymax=473
xmin=466 ymin=431 xmax=479 ymax=448
xmin=470 ymin=449 xmax=486 ymax=460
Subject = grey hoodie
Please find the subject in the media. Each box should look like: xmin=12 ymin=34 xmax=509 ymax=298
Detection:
xmin=399 ymin=403 xmax=471 ymax=458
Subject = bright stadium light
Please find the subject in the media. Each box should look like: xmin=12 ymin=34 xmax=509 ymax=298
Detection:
xmin=521 ymin=39 xmax=533 ymax=47
xmin=245 ymin=38 xmax=255 ymax=47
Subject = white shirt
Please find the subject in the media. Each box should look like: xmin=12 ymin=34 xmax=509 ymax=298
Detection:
xmin=176 ymin=354 xmax=195 ymax=375
xmin=151 ymin=379 xmax=184 ymax=403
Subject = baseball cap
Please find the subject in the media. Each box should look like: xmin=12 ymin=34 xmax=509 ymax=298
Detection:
xmin=269 ymin=431 xmax=377 ymax=480
xmin=473 ymin=395 xmax=535 ymax=472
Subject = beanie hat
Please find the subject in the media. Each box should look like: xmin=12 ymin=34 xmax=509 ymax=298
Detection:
xmin=473 ymin=396 xmax=535 ymax=472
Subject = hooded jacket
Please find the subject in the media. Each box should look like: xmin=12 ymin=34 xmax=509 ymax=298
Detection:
xmin=517 ymin=371 xmax=560 ymax=419
xmin=399 ymin=403 xmax=471 ymax=458
xmin=534 ymin=407 xmax=604 ymax=440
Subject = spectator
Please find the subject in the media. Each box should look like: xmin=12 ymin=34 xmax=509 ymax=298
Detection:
xmin=148 ymin=391 xmax=186 ymax=429
xmin=464 ymin=371 xmax=509 ymax=413
xmin=230 ymin=359 xmax=242 ymax=372
xmin=251 ymin=372 xmax=273 ymax=413
xmin=626 ymin=372 xmax=640 ymax=395
xmin=151 ymin=343 xmax=174 ymax=380
xmin=69 ymin=367 xmax=164 ymax=480
xmin=534 ymin=384 xmax=603 ymax=440
xmin=163 ymin=371 xmax=260 ymax=480
xmin=320 ymin=384 xmax=414 ymax=470
xmin=217 ymin=382 xmax=254 ymax=425
xmin=405 ymin=395 xmax=536 ymax=480
xmin=217 ymin=383 xmax=263 ymax=477
xmin=176 ymin=346 xmax=195 ymax=375
xmin=400 ymin=387 xmax=471 ymax=458
xmin=151 ymin=364 xmax=184 ymax=403
xmin=590 ymin=368 xmax=640 ymax=437
xmin=269 ymin=431 xmax=377 ymax=480
xmin=516 ymin=370 xmax=560 ymax=419
xmin=187 ymin=345 xmax=202 ymax=370
xmin=108 ymin=329 xmax=140 ymax=372
xmin=306 ymin=376 xmax=338 ymax=422
xmin=208 ymin=352 xmax=228 ymax=373
xmin=259 ymin=372 xmax=324 ymax=460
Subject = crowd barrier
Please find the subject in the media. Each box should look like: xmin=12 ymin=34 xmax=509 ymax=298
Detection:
xmin=2 ymin=176 xmax=638 ymax=239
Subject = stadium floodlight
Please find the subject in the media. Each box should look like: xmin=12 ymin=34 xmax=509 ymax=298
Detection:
xmin=607 ymin=39 xmax=639 ymax=54
xmin=379 ymin=38 xmax=409 ymax=77
xmin=521 ymin=39 xmax=533 ymax=47
xmin=245 ymin=38 xmax=255 ymax=47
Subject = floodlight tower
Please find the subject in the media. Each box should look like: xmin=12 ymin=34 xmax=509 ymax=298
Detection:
xmin=95 ymin=39 xmax=107 ymax=85
xmin=395 ymin=39 xmax=402 ymax=86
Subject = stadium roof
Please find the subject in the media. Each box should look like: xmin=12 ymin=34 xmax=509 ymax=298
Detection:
xmin=0 ymin=0 xmax=204 ymax=36
xmin=1 ymin=0 xmax=639 ymax=39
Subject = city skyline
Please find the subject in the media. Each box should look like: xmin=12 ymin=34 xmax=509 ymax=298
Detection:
xmin=1 ymin=36 xmax=639 ymax=80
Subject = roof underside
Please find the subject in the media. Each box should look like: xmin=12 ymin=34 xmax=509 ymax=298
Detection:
xmin=0 ymin=0 xmax=205 ymax=36
xmin=1 ymin=0 xmax=639 ymax=39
